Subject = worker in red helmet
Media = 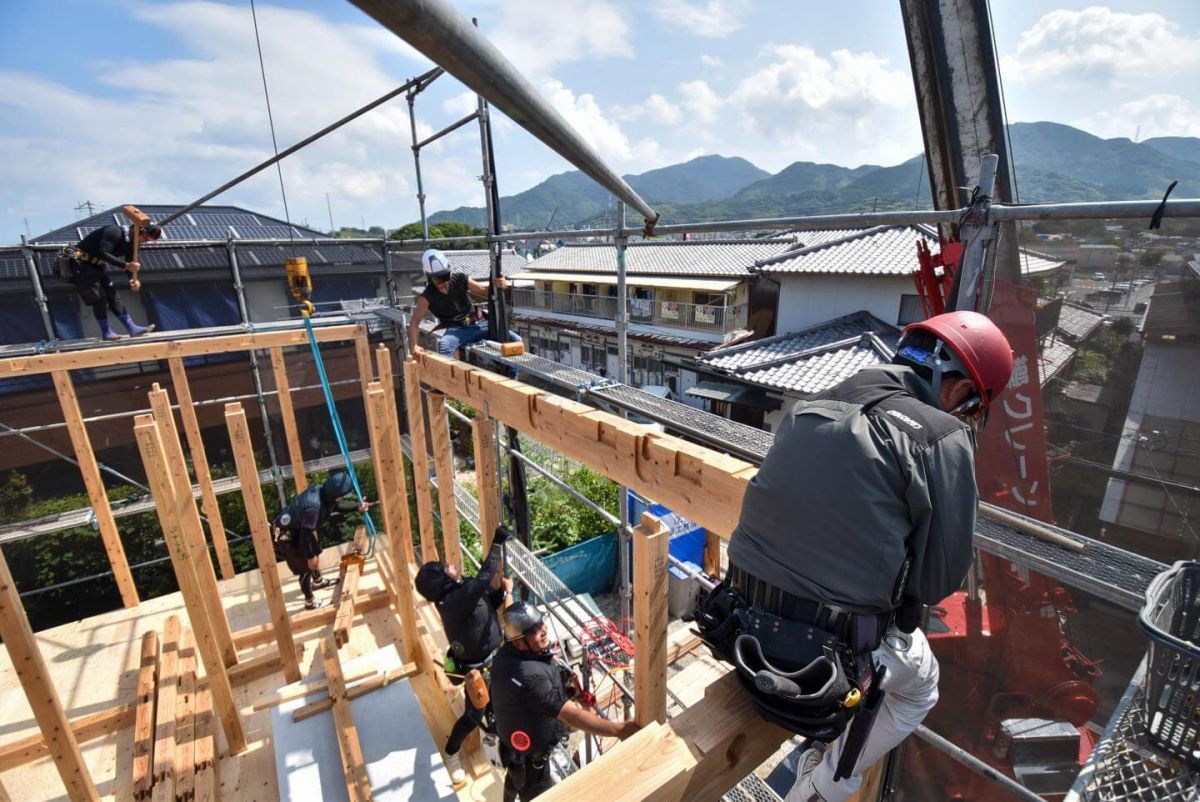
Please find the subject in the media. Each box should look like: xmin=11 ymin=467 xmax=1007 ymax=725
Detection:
xmin=690 ymin=310 xmax=1013 ymax=802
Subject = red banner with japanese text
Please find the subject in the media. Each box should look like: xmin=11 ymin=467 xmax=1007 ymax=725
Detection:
xmin=974 ymin=279 xmax=1055 ymax=524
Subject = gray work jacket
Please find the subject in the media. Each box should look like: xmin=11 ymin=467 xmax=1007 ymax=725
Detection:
xmin=728 ymin=365 xmax=978 ymax=614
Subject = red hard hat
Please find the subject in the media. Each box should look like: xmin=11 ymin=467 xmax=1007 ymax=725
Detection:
xmin=901 ymin=310 xmax=1014 ymax=411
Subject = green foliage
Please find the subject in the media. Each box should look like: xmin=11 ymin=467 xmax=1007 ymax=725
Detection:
xmin=391 ymin=221 xmax=486 ymax=249
xmin=526 ymin=464 xmax=618 ymax=553
xmin=0 ymin=470 xmax=33 ymax=519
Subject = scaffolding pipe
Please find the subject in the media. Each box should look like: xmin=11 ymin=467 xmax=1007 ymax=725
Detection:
xmin=913 ymin=725 xmax=1046 ymax=802
xmin=20 ymin=238 xmax=55 ymax=341
xmin=407 ymin=94 xmax=430 ymax=240
xmin=416 ymin=110 xmax=480 ymax=149
xmin=349 ymin=0 xmax=658 ymax=228
xmin=156 ymin=68 xmax=443 ymax=227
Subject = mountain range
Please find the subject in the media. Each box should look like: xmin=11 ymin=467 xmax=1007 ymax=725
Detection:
xmin=427 ymin=122 xmax=1200 ymax=230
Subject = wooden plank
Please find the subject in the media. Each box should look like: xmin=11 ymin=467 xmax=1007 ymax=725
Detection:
xmin=134 ymin=416 xmax=248 ymax=755
xmin=373 ymin=532 xmax=420 ymax=665
xmin=370 ymin=352 xmax=417 ymax=565
xmin=633 ymin=513 xmax=670 ymax=727
xmin=0 ymin=323 xmax=360 ymax=378
xmin=425 ymin=392 xmax=463 ymax=571
xmin=354 ymin=326 xmax=375 ymax=403
xmin=250 ymin=665 xmax=378 ymax=712
xmin=402 ymin=359 xmax=438 ymax=561
xmin=192 ymin=672 xmax=216 ymax=802
xmin=149 ymin=385 xmax=238 ymax=669
xmin=322 ymin=634 xmax=374 ymax=802
xmin=50 ymin=369 xmax=138 ymax=608
xmin=228 ymin=649 xmax=286 ymax=686
xmin=333 ymin=552 xmax=364 ymax=649
xmin=665 ymin=628 xmax=702 ymax=666
xmin=269 ymin=346 xmax=309 ymax=493
xmin=229 ymin=587 xmax=389 ymax=651
xmin=0 ymin=544 xmax=100 ymax=801
xmin=364 ymin=384 xmax=416 ymax=570
xmin=471 ymin=413 xmax=501 ymax=553
xmin=168 ymin=357 xmax=235 ymax=580
xmin=132 ymin=630 xmax=159 ymax=799
xmin=704 ymin=531 xmax=722 ymax=577
xmin=175 ymin=629 xmax=198 ymax=802
xmin=0 ymin=702 xmax=134 ymax=773
xmin=291 ymin=662 xmax=418 ymax=722
xmin=224 ymin=402 xmax=302 ymax=683
xmin=151 ymin=616 xmax=181 ymax=802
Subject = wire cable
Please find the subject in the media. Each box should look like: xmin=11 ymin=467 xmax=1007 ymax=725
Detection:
xmin=249 ymin=0 xmax=296 ymax=249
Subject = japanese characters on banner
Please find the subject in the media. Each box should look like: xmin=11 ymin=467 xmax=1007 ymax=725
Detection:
xmin=975 ymin=279 xmax=1056 ymax=524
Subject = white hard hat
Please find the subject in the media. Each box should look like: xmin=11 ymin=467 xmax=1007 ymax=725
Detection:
xmin=421 ymin=249 xmax=451 ymax=281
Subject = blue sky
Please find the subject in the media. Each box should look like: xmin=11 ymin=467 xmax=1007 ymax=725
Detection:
xmin=2 ymin=1 xmax=1199 ymax=241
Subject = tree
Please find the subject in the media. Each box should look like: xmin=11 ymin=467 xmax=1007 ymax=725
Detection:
xmin=391 ymin=221 xmax=486 ymax=250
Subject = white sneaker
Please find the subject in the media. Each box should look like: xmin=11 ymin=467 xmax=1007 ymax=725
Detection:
xmin=444 ymin=753 xmax=466 ymax=785
xmin=785 ymin=747 xmax=829 ymax=802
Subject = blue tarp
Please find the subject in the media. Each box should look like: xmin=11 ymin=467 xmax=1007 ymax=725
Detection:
xmin=0 ymin=296 xmax=83 ymax=393
xmin=543 ymin=532 xmax=617 ymax=596
xmin=312 ymin=276 xmax=380 ymax=307
xmin=143 ymin=284 xmax=242 ymax=365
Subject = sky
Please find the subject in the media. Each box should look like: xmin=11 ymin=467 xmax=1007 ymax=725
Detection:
xmin=2 ymin=1 xmax=1200 ymax=242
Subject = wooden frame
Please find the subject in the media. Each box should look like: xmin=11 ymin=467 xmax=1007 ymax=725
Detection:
xmin=269 ymin=346 xmax=309 ymax=492
xmin=632 ymin=512 xmax=669 ymax=727
xmin=471 ymin=412 xmax=501 ymax=552
xmin=402 ymin=359 xmax=438 ymax=561
xmin=424 ymin=391 xmax=463 ymax=571
xmin=322 ymin=634 xmax=373 ymax=801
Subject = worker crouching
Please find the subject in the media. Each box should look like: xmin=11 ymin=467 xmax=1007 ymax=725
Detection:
xmin=407 ymin=248 xmax=520 ymax=358
xmin=69 ymin=221 xmax=159 ymax=340
xmin=415 ymin=525 xmax=516 ymax=784
xmin=490 ymin=602 xmax=639 ymax=801
xmin=690 ymin=311 xmax=1014 ymax=802
xmin=270 ymin=470 xmax=371 ymax=610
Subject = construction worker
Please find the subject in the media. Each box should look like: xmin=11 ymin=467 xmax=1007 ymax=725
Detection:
xmin=407 ymin=248 xmax=520 ymax=358
xmin=70 ymin=222 xmax=159 ymax=340
xmin=415 ymin=525 xmax=515 ymax=782
xmin=270 ymin=470 xmax=371 ymax=610
xmin=691 ymin=310 xmax=1013 ymax=802
xmin=491 ymin=602 xmax=639 ymax=800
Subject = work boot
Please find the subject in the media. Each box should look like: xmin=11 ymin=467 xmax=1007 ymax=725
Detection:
xmin=444 ymin=753 xmax=466 ymax=786
xmin=97 ymin=317 xmax=123 ymax=342
xmin=119 ymin=313 xmax=154 ymax=336
xmin=303 ymin=596 xmax=329 ymax=611
xmin=311 ymin=571 xmax=335 ymax=591
xmin=785 ymin=747 xmax=829 ymax=802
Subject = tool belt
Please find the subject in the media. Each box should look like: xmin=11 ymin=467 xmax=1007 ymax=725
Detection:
xmin=445 ymin=648 xmax=496 ymax=686
xmin=689 ymin=566 xmax=889 ymax=743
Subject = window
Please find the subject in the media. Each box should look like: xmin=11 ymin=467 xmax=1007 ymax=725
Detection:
xmin=897 ymin=294 xmax=925 ymax=326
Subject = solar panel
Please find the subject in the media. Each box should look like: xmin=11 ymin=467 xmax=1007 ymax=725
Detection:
xmin=0 ymin=250 xmax=26 ymax=280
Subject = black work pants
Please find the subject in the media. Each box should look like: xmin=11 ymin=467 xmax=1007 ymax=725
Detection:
xmin=502 ymin=761 xmax=553 ymax=802
xmin=72 ymin=265 xmax=126 ymax=320
xmin=446 ymin=704 xmax=486 ymax=756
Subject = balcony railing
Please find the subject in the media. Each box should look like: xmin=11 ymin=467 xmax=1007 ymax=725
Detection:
xmin=512 ymin=289 xmax=745 ymax=335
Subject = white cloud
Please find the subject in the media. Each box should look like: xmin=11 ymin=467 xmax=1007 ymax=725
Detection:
xmin=1078 ymin=94 xmax=1200 ymax=140
xmin=1003 ymin=7 xmax=1200 ymax=84
xmin=650 ymin=0 xmax=747 ymax=39
xmin=645 ymin=94 xmax=683 ymax=125
xmin=481 ymin=0 xmax=632 ymax=79
xmin=679 ymin=79 xmax=724 ymax=123
xmin=540 ymin=80 xmax=638 ymax=164
xmin=700 ymin=54 xmax=724 ymax=68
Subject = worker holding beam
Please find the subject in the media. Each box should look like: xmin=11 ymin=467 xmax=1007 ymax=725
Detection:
xmin=407 ymin=248 xmax=520 ymax=357
xmin=68 ymin=214 xmax=159 ymax=340
xmin=691 ymin=311 xmax=1014 ymax=802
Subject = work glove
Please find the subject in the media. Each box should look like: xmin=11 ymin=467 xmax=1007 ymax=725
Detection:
xmin=492 ymin=525 xmax=512 ymax=547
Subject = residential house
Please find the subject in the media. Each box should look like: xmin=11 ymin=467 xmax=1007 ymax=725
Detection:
xmin=1076 ymin=243 xmax=1120 ymax=271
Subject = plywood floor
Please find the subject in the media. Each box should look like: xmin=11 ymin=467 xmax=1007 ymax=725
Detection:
xmin=0 ymin=544 xmax=503 ymax=802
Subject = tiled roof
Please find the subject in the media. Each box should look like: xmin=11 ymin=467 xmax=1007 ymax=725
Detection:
xmin=31 ymin=204 xmax=327 ymax=244
xmin=444 ymin=249 xmax=529 ymax=279
xmin=1056 ymin=302 xmax=1106 ymax=342
xmin=527 ymin=239 xmax=797 ymax=277
xmin=753 ymin=225 xmax=938 ymax=275
xmin=1144 ymin=280 xmax=1200 ymax=340
xmin=1039 ymin=335 xmax=1078 ymax=384
xmin=696 ymin=311 xmax=900 ymax=395
xmin=1020 ymin=250 xmax=1068 ymax=277
xmin=510 ymin=310 xmax=723 ymax=350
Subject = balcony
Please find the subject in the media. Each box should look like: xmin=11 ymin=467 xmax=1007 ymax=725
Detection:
xmin=512 ymin=289 xmax=746 ymax=336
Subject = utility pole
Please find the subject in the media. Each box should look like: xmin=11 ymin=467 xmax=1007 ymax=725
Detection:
xmin=326 ymin=192 xmax=335 ymax=234
xmin=74 ymin=200 xmax=97 ymax=217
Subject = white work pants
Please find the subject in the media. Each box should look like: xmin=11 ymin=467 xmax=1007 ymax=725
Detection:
xmin=786 ymin=626 xmax=939 ymax=802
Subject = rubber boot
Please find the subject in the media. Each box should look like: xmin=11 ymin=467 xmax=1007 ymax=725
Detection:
xmin=97 ymin=317 xmax=122 ymax=342
xmin=119 ymin=313 xmax=154 ymax=336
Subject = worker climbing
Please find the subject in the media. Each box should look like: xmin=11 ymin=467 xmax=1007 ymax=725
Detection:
xmin=407 ymin=248 xmax=520 ymax=357
xmin=270 ymin=470 xmax=372 ymax=610
xmin=690 ymin=310 xmax=1014 ymax=802
xmin=490 ymin=601 xmax=639 ymax=800
xmin=66 ymin=208 xmax=159 ymax=340
xmin=415 ymin=525 xmax=515 ymax=783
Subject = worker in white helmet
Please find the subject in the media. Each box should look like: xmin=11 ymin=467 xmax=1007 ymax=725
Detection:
xmin=407 ymin=248 xmax=520 ymax=358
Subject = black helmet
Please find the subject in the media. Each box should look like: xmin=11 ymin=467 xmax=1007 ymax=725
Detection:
xmin=321 ymin=470 xmax=353 ymax=502
xmin=502 ymin=602 xmax=545 ymax=642
xmin=415 ymin=561 xmax=457 ymax=602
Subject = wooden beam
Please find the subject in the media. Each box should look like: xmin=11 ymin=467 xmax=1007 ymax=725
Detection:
xmin=167 ymin=357 xmax=235 ymax=580
xmin=425 ymin=392 xmax=463 ymax=572
xmin=51 ymin=369 xmax=138 ymax=608
xmin=322 ymin=634 xmax=374 ymax=801
xmin=228 ymin=649 xmax=287 ymax=686
xmin=633 ymin=512 xmax=670 ymax=727
xmin=704 ymin=531 xmax=722 ymax=577
xmin=174 ymin=629 xmax=198 ymax=802
xmin=0 ymin=541 xmax=100 ymax=800
xmin=374 ymin=533 xmax=420 ymax=665
xmin=333 ymin=551 xmax=365 ymax=649
xmin=250 ymin=666 xmax=378 ymax=712
xmin=0 ymin=323 xmax=361 ymax=378
xmin=0 ymin=702 xmax=134 ymax=773
xmin=133 ymin=417 xmax=248 ymax=754
xmin=354 ymin=326 xmax=375 ymax=402
xmin=415 ymin=352 xmax=756 ymax=538
xmin=192 ymin=672 xmax=217 ymax=802
xmin=471 ymin=413 xmax=501 ymax=552
xmin=224 ymin=402 xmax=302 ymax=683
xmin=148 ymin=385 xmax=238 ymax=669
xmin=132 ymin=630 xmax=159 ymax=799
xmin=291 ymin=662 xmax=418 ymax=723
xmin=370 ymin=351 xmax=417 ymax=563
xmin=151 ymin=616 xmax=180 ymax=802
xmin=269 ymin=346 xmax=309 ymax=493
xmin=229 ymin=588 xmax=389 ymax=651
xmin=402 ymin=359 xmax=438 ymax=561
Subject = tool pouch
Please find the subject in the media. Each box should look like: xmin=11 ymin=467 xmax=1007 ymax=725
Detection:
xmin=55 ymin=248 xmax=77 ymax=282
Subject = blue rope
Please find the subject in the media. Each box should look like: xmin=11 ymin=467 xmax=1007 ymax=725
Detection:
xmin=302 ymin=316 xmax=377 ymax=552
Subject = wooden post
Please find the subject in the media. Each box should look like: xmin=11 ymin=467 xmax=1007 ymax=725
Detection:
xmin=333 ymin=550 xmax=364 ymax=649
xmin=132 ymin=630 xmax=159 ymax=800
xmin=51 ymin=369 xmax=138 ymax=608
xmin=633 ymin=512 xmax=669 ymax=727
xmin=151 ymin=617 xmax=180 ymax=802
xmin=704 ymin=531 xmax=722 ymax=577
xmin=322 ymin=634 xmax=373 ymax=801
xmin=354 ymin=326 xmax=374 ymax=402
xmin=0 ymin=546 xmax=100 ymax=801
xmin=402 ymin=359 xmax=438 ymax=561
xmin=192 ymin=670 xmax=217 ymax=802
xmin=148 ymin=385 xmax=238 ymax=668
xmin=133 ymin=416 xmax=247 ymax=754
xmin=269 ymin=346 xmax=308 ymax=492
xmin=167 ymin=358 xmax=235 ymax=579
xmin=472 ymin=413 xmax=501 ymax=552
xmin=175 ymin=629 xmax=198 ymax=802
xmin=371 ymin=351 xmax=417 ymax=564
xmin=425 ymin=392 xmax=463 ymax=572
xmin=225 ymin=402 xmax=302 ymax=683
